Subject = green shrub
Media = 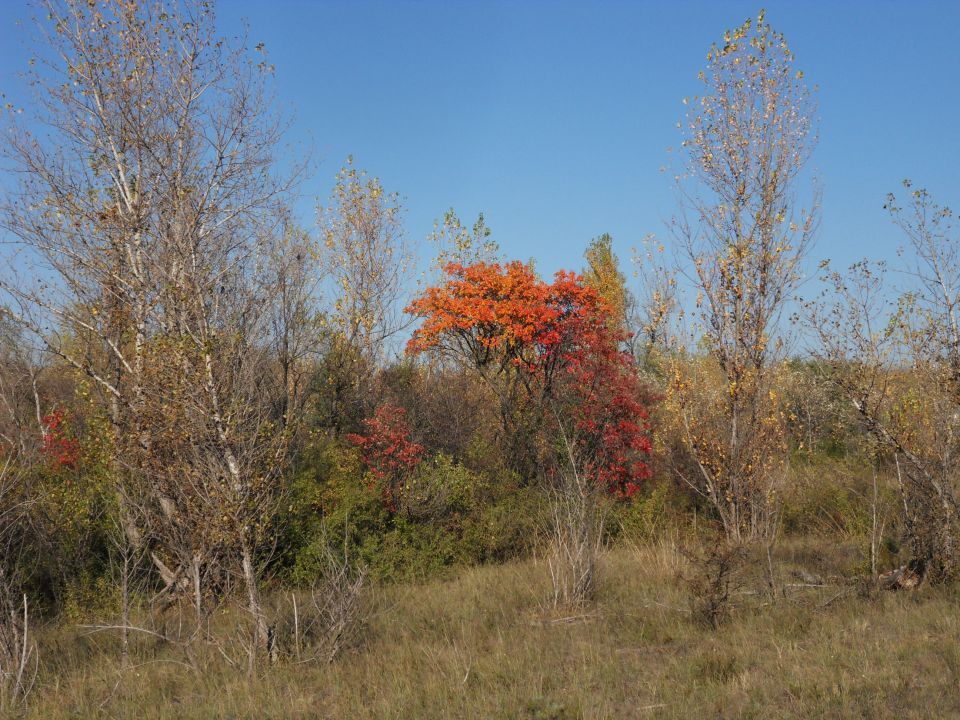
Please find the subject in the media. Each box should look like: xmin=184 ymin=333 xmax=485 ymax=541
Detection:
xmin=608 ymin=480 xmax=689 ymax=542
xmin=281 ymin=442 xmax=545 ymax=584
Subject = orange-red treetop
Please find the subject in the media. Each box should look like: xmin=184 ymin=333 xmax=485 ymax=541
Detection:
xmin=406 ymin=261 xmax=654 ymax=498
xmin=406 ymin=261 xmax=608 ymax=377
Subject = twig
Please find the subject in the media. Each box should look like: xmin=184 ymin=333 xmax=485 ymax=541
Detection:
xmin=78 ymin=624 xmax=175 ymax=643
xmin=292 ymin=591 xmax=300 ymax=662
xmin=819 ymin=587 xmax=855 ymax=608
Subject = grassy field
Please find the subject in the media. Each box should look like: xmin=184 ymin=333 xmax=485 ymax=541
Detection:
xmin=25 ymin=537 xmax=960 ymax=719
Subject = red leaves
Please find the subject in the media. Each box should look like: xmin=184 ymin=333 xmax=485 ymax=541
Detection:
xmin=560 ymin=323 xmax=655 ymax=498
xmin=41 ymin=407 xmax=81 ymax=469
xmin=347 ymin=403 xmax=423 ymax=512
xmin=407 ymin=260 xmax=655 ymax=498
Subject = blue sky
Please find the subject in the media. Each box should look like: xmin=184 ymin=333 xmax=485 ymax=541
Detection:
xmin=2 ymin=0 xmax=958 ymax=283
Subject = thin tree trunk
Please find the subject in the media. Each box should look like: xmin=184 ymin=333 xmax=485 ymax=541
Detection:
xmin=241 ymin=542 xmax=267 ymax=655
xmin=120 ymin=550 xmax=130 ymax=667
xmin=192 ymin=554 xmax=202 ymax=627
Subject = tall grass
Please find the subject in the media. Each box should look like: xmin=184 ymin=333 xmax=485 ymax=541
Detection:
xmin=22 ymin=536 xmax=960 ymax=719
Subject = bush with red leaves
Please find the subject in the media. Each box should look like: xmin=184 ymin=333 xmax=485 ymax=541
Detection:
xmin=347 ymin=403 xmax=424 ymax=512
xmin=41 ymin=407 xmax=81 ymax=469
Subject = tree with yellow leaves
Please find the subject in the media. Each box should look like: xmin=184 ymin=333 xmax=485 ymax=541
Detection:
xmin=583 ymin=234 xmax=630 ymax=333
xmin=319 ymin=158 xmax=413 ymax=366
xmin=314 ymin=159 xmax=414 ymax=436
xmin=663 ymin=10 xmax=819 ymax=542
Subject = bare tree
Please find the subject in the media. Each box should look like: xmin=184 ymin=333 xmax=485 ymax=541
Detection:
xmin=0 ymin=324 xmax=41 ymax=708
xmin=545 ymin=407 xmax=609 ymax=609
xmin=0 ymin=0 xmax=311 ymax=657
xmin=659 ymin=10 xmax=819 ymax=541
xmin=810 ymin=183 xmax=960 ymax=582
xmin=630 ymin=234 xmax=678 ymax=367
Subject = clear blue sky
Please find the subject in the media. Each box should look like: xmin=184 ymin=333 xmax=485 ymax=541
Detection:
xmin=2 ymin=0 xmax=958 ymax=281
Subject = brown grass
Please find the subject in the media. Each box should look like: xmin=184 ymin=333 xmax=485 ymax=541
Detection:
xmin=22 ymin=536 xmax=960 ymax=719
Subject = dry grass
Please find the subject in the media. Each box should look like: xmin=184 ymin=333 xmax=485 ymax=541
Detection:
xmin=21 ymin=536 xmax=960 ymax=719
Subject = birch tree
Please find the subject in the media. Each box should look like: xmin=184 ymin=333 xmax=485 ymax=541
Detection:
xmin=0 ymin=0 xmax=311 ymax=656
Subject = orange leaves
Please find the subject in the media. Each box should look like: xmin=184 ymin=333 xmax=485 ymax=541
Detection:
xmin=406 ymin=261 xmax=608 ymax=376
xmin=407 ymin=260 xmax=655 ymax=498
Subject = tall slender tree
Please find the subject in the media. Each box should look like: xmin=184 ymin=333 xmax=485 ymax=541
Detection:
xmin=660 ymin=10 xmax=819 ymax=541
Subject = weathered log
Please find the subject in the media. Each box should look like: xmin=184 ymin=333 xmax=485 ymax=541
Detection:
xmin=879 ymin=562 xmax=923 ymax=590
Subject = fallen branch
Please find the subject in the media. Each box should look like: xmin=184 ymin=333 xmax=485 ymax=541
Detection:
xmin=878 ymin=563 xmax=923 ymax=591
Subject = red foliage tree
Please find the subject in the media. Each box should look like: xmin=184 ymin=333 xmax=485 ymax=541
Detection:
xmin=556 ymin=323 xmax=654 ymax=497
xmin=407 ymin=261 xmax=654 ymax=497
xmin=347 ymin=403 xmax=424 ymax=512
xmin=408 ymin=261 xmax=602 ymax=382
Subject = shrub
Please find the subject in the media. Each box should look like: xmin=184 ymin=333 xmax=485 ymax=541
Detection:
xmin=282 ymin=438 xmax=544 ymax=584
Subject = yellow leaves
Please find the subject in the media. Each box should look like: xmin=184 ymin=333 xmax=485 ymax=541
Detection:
xmin=583 ymin=233 xmax=629 ymax=328
xmin=321 ymin=156 xmax=410 ymax=360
